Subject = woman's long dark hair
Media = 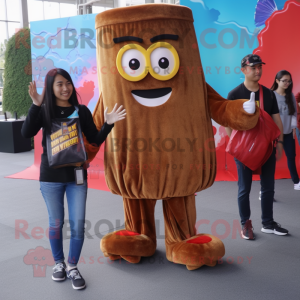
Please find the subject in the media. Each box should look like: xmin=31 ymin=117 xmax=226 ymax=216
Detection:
xmin=270 ymin=70 xmax=295 ymax=115
xmin=43 ymin=68 xmax=81 ymax=133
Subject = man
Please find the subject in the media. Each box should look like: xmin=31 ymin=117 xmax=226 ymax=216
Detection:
xmin=226 ymin=54 xmax=288 ymax=240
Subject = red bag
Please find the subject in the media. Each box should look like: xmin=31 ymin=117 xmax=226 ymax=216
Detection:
xmin=226 ymin=85 xmax=281 ymax=171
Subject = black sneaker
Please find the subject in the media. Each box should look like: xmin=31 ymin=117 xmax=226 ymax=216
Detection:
xmin=261 ymin=221 xmax=288 ymax=235
xmin=52 ymin=262 xmax=66 ymax=281
xmin=67 ymin=267 xmax=86 ymax=290
xmin=241 ymin=220 xmax=255 ymax=240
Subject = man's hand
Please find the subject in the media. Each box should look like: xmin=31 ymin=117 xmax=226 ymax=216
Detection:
xmin=243 ymin=92 xmax=256 ymax=114
xmin=276 ymin=142 xmax=283 ymax=161
xmin=272 ymin=113 xmax=284 ymax=161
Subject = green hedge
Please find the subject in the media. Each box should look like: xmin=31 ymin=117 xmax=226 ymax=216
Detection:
xmin=2 ymin=28 xmax=32 ymax=117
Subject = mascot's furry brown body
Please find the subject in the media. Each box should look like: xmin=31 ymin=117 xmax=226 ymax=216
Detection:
xmin=85 ymin=4 xmax=259 ymax=270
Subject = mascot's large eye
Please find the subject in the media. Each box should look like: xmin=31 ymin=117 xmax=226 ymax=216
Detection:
xmin=150 ymin=49 xmax=174 ymax=74
xmin=158 ymin=57 xmax=169 ymax=69
xmin=129 ymin=58 xmax=140 ymax=70
xmin=116 ymin=44 xmax=149 ymax=82
xmin=122 ymin=50 xmax=145 ymax=75
xmin=148 ymin=42 xmax=180 ymax=81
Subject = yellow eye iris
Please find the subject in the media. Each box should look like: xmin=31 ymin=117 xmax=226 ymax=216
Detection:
xmin=147 ymin=42 xmax=180 ymax=81
xmin=116 ymin=42 xmax=180 ymax=82
xmin=116 ymin=44 xmax=149 ymax=82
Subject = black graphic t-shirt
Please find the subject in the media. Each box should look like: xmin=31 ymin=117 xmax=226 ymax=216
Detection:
xmin=227 ymin=83 xmax=279 ymax=116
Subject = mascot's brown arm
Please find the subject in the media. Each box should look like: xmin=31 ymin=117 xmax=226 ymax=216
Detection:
xmin=207 ymin=83 xmax=259 ymax=131
xmin=82 ymin=93 xmax=105 ymax=163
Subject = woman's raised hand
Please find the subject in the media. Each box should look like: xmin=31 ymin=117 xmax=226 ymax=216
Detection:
xmin=104 ymin=104 xmax=126 ymax=125
xmin=28 ymin=81 xmax=45 ymax=107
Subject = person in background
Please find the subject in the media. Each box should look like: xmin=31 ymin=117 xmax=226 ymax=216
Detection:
xmin=270 ymin=70 xmax=300 ymax=190
xmin=225 ymin=54 xmax=288 ymax=240
xmin=295 ymin=92 xmax=300 ymax=146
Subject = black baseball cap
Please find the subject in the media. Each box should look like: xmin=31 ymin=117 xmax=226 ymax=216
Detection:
xmin=241 ymin=54 xmax=266 ymax=68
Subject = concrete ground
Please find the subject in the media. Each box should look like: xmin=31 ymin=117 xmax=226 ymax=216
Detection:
xmin=0 ymin=150 xmax=299 ymax=300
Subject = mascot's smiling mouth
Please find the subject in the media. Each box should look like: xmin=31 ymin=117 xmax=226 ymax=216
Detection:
xmin=131 ymin=88 xmax=172 ymax=107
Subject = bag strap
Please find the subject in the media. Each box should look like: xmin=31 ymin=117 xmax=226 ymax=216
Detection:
xmin=259 ymin=84 xmax=264 ymax=111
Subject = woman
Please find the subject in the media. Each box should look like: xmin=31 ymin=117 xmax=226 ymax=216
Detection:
xmin=271 ymin=70 xmax=300 ymax=190
xmin=22 ymin=68 xmax=126 ymax=289
xmin=295 ymin=92 xmax=300 ymax=146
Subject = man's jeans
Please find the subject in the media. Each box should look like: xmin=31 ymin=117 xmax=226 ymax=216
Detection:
xmin=234 ymin=147 xmax=276 ymax=226
xmin=40 ymin=181 xmax=87 ymax=266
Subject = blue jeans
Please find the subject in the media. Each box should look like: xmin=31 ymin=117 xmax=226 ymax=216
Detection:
xmin=234 ymin=147 xmax=276 ymax=226
xmin=296 ymin=128 xmax=300 ymax=146
xmin=283 ymin=132 xmax=300 ymax=184
xmin=40 ymin=181 xmax=87 ymax=266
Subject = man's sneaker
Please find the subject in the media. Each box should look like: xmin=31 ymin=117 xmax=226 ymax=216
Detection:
xmin=241 ymin=220 xmax=255 ymax=240
xmin=52 ymin=262 xmax=66 ymax=281
xmin=294 ymin=182 xmax=300 ymax=190
xmin=67 ymin=267 xmax=86 ymax=290
xmin=261 ymin=221 xmax=289 ymax=235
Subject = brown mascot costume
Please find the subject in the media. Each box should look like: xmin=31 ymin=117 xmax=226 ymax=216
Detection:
xmin=85 ymin=4 xmax=259 ymax=270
